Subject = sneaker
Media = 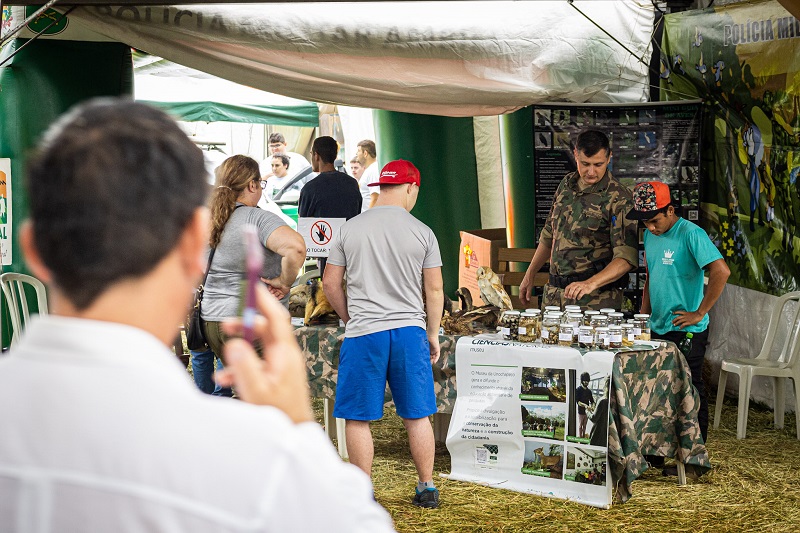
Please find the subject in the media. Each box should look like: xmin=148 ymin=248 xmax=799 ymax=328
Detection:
xmin=412 ymin=487 xmax=440 ymax=509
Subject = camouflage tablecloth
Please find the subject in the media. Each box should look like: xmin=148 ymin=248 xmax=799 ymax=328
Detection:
xmin=294 ymin=326 xmax=458 ymax=413
xmin=295 ymin=327 xmax=709 ymax=502
xmin=609 ymin=342 xmax=711 ymax=502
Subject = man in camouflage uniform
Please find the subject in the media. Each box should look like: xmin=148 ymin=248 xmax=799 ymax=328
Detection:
xmin=520 ymin=129 xmax=637 ymax=310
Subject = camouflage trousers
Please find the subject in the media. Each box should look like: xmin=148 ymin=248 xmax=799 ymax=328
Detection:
xmin=542 ymin=283 xmax=624 ymax=311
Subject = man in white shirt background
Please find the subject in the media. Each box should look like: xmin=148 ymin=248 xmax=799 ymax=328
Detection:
xmin=264 ymin=153 xmax=293 ymax=200
xmin=259 ymin=131 xmax=311 ymax=181
xmin=0 ymin=98 xmax=394 ymax=532
xmin=356 ymin=139 xmax=380 ymax=211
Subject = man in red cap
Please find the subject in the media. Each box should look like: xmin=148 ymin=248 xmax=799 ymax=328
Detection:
xmin=323 ymin=160 xmax=444 ymax=509
xmin=628 ymin=181 xmax=729 ymax=459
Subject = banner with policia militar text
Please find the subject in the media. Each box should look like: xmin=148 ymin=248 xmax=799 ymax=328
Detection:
xmin=661 ymin=0 xmax=800 ymax=295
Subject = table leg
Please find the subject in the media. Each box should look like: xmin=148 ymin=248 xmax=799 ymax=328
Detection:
xmin=336 ymin=417 xmax=348 ymax=460
xmin=433 ymin=413 xmax=451 ymax=443
xmin=323 ymin=398 xmax=335 ymax=440
xmin=323 ymin=398 xmax=349 ymax=459
xmin=677 ymin=462 xmax=686 ymax=485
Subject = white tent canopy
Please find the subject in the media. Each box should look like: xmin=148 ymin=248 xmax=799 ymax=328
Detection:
xmin=64 ymin=1 xmax=654 ymax=117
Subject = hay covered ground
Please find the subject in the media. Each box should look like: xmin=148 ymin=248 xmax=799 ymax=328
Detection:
xmin=314 ymin=397 xmax=800 ymax=533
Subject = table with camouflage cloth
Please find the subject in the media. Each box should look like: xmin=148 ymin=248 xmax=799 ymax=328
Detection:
xmin=295 ymin=326 xmax=709 ymax=502
xmin=295 ymin=326 xmax=458 ymax=413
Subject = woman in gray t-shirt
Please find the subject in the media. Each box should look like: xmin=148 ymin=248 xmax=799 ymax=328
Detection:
xmin=200 ymin=155 xmax=305 ymax=361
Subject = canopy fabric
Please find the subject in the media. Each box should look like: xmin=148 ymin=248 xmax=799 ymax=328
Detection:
xmin=140 ymin=100 xmax=319 ymax=125
xmin=133 ymin=53 xmax=319 ymax=126
xmin=65 ymin=1 xmax=654 ymax=117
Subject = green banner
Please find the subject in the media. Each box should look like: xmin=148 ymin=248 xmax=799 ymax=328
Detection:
xmin=661 ymin=0 xmax=800 ymax=295
xmin=141 ymin=100 xmax=319 ymax=127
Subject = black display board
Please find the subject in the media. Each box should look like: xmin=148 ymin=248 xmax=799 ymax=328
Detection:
xmin=532 ymin=101 xmax=703 ymax=309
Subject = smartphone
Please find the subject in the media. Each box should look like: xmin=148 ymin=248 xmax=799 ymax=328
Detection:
xmin=241 ymin=224 xmax=263 ymax=344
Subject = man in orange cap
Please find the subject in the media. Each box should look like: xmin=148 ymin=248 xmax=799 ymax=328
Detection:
xmin=629 ymin=181 xmax=729 ymax=453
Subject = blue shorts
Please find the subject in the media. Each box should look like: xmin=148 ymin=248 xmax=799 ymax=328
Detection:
xmin=333 ymin=326 xmax=437 ymax=421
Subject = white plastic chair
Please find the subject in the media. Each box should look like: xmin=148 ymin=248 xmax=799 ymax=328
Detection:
xmin=1 ymin=272 xmax=48 ymax=348
xmin=713 ymin=291 xmax=800 ymax=439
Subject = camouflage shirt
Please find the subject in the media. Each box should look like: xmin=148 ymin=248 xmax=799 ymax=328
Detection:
xmin=539 ymin=171 xmax=637 ymax=277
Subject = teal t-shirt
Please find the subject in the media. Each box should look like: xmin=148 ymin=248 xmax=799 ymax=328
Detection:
xmin=644 ymin=217 xmax=723 ymax=335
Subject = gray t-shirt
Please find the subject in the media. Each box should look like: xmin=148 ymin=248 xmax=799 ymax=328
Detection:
xmin=327 ymin=206 xmax=442 ymax=337
xmin=202 ymin=205 xmax=287 ymax=321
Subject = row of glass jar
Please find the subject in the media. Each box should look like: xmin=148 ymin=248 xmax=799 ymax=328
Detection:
xmin=500 ymin=308 xmax=651 ymax=348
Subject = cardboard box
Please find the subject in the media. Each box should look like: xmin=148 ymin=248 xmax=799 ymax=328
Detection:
xmin=458 ymin=228 xmax=507 ymax=307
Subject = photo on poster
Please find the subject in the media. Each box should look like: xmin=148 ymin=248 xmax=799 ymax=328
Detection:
xmin=554 ymin=131 xmax=572 ymax=151
xmin=680 ymin=165 xmax=699 ymax=184
xmin=683 ymin=143 xmax=699 ymax=162
xmin=535 ymin=109 xmax=552 ymax=128
xmin=619 ymin=109 xmax=637 ymax=125
xmin=521 ymin=441 xmax=564 ymax=479
xmin=663 ymin=142 xmax=684 ymax=161
xmin=594 ymin=109 xmax=615 ymax=125
xmin=535 ymin=131 xmax=553 ymax=149
xmin=618 ymin=132 xmax=637 ymax=149
xmin=613 ymin=152 xmax=638 ymax=173
xmin=521 ymin=403 xmax=566 ymax=440
xmin=638 ymin=131 xmax=658 ymax=150
xmin=639 ymin=109 xmax=655 ymax=124
xmin=575 ymin=109 xmax=593 ymax=127
xmin=681 ymin=188 xmax=699 ymax=206
xmin=564 ymin=446 xmax=607 ymax=486
xmin=520 ymin=367 xmax=567 ymax=402
xmin=659 ymin=166 xmax=679 ymax=186
xmin=566 ymin=372 xmax=610 ymax=446
xmin=552 ymin=109 xmax=571 ymax=127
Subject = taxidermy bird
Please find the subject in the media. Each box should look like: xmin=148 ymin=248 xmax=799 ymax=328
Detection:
xmin=476 ymin=266 xmax=513 ymax=310
xmin=441 ymin=287 xmax=503 ymax=335
xmin=305 ymin=278 xmax=340 ymax=326
xmin=455 ymin=287 xmax=473 ymax=312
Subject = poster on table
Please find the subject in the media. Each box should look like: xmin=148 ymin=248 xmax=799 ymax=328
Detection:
xmin=0 ymin=159 xmax=11 ymax=266
xmin=445 ymin=337 xmax=615 ymax=509
xmin=532 ymin=101 xmax=703 ymax=243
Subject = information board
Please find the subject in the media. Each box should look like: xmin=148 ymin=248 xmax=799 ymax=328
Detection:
xmin=446 ymin=338 xmax=615 ymax=508
xmin=532 ymin=101 xmax=703 ymax=242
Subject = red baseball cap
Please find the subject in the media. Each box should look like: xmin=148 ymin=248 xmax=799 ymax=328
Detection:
xmin=368 ymin=159 xmax=421 ymax=187
xmin=628 ymin=181 xmax=672 ymax=220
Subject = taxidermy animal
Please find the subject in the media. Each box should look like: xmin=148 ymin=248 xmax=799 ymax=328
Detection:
xmin=476 ymin=266 xmax=513 ymax=310
xmin=288 ymin=283 xmax=309 ymax=318
xmin=440 ymin=287 xmax=502 ymax=335
xmin=305 ymin=278 xmax=340 ymax=326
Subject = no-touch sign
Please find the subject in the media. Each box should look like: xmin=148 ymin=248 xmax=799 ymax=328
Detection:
xmin=297 ymin=217 xmax=345 ymax=258
xmin=310 ymin=220 xmax=333 ymax=246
